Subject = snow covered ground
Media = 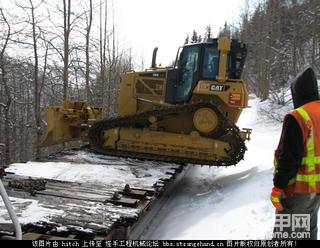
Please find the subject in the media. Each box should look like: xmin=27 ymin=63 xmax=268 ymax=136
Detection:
xmin=144 ymin=95 xmax=320 ymax=240
xmin=1 ymin=95 xmax=319 ymax=239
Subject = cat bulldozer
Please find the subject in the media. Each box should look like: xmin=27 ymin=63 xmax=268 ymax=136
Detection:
xmin=39 ymin=37 xmax=252 ymax=166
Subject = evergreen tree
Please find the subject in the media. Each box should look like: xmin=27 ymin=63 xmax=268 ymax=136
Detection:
xmin=191 ymin=30 xmax=199 ymax=43
xmin=238 ymin=0 xmax=320 ymax=103
xmin=184 ymin=35 xmax=189 ymax=45
xmin=219 ymin=22 xmax=231 ymax=37
xmin=204 ymin=25 xmax=212 ymax=41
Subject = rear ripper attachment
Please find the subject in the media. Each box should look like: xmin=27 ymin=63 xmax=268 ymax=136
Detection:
xmin=39 ymin=101 xmax=102 ymax=147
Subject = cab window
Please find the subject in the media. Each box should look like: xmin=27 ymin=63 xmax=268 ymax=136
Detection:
xmin=202 ymin=47 xmax=219 ymax=79
xmin=176 ymin=46 xmax=200 ymax=102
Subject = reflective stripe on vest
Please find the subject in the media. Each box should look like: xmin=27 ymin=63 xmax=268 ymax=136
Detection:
xmin=271 ymin=196 xmax=280 ymax=203
xmin=293 ymin=106 xmax=320 ymax=191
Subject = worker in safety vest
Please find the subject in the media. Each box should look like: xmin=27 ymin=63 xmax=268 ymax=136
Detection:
xmin=271 ymin=68 xmax=320 ymax=240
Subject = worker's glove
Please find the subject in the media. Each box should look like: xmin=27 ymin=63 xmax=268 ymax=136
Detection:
xmin=270 ymin=186 xmax=284 ymax=211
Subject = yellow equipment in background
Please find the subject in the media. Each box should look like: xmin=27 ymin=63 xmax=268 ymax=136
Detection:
xmin=39 ymin=37 xmax=252 ymax=166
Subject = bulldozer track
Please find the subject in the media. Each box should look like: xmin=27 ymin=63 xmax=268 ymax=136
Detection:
xmin=88 ymin=102 xmax=246 ymax=166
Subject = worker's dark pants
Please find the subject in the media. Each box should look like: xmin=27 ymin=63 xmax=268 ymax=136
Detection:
xmin=273 ymin=193 xmax=320 ymax=240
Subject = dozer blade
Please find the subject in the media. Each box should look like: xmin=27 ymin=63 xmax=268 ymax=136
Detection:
xmin=39 ymin=101 xmax=102 ymax=147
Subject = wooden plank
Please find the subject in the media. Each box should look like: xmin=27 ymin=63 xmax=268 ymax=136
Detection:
xmin=23 ymin=233 xmax=43 ymax=240
xmin=121 ymin=189 xmax=148 ymax=199
xmin=106 ymin=198 xmax=139 ymax=208
xmin=36 ymin=189 xmax=109 ymax=203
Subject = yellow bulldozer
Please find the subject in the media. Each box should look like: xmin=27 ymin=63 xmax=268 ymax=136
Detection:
xmin=39 ymin=37 xmax=251 ymax=166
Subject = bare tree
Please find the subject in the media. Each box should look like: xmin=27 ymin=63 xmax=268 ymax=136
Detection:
xmin=99 ymin=0 xmax=108 ymax=115
xmin=63 ymin=0 xmax=71 ymax=100
xmin=0 ymin=0 xmax=135 ymax=166
xmin=291 ymin=0 xmax=298 ymax=75
xmin=29 ymin=0 xmax=44 ymax=158
xmin=239 ymin=0 xmax=320 ymax=104
xmin=85 ymin=0 xmax=93 ymax=103
xmin=15 ymin=0 xmax=48 ymax=158
xmin=0 ymin=8 xmax=12 ymax=165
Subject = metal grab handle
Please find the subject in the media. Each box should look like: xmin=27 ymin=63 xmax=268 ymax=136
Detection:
xmin=0 ymin=178 xmax=22 ymax=240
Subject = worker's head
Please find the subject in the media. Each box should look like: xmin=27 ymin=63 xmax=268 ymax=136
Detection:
xmin=290 ymin=67 xmax=319 ymax=109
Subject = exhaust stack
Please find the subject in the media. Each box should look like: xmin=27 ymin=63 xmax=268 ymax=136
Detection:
xmin=151 ymin=47 xmax=158 ymax=68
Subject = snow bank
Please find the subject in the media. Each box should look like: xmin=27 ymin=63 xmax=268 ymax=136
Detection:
xmin=145 ymin=95 xmax=319 ymax=240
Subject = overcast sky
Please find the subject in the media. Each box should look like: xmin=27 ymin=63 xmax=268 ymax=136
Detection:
xmin=114 ymin=0 xmax=247 ymax=68
xmin=0 ymin=0 xmax=247 ymax=69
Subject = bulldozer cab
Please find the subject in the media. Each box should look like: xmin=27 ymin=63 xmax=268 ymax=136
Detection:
xmin=165 ymin=37 xmax=246 ymax=104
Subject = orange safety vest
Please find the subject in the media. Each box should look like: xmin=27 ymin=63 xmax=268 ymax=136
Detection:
xmin=274 ymin=101 xmax=320 ymax=195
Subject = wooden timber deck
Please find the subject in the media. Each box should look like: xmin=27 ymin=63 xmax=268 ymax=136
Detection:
xmin=0 ymin=148 xmax=186 ymax=240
